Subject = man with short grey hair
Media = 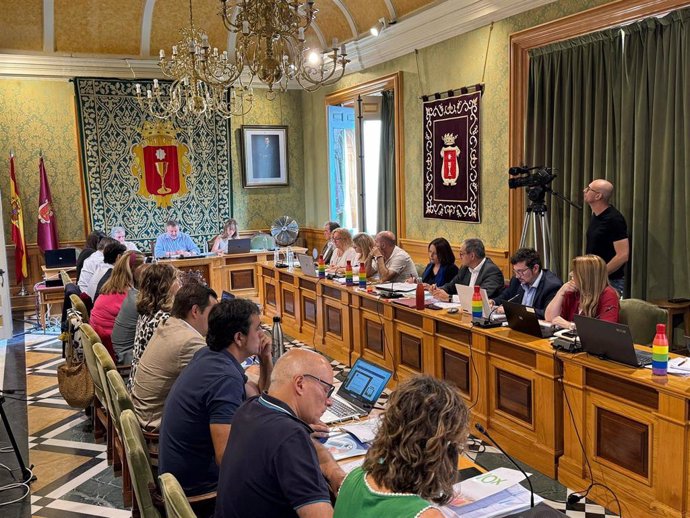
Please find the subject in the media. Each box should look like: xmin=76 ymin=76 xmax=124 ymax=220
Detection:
xmin=431 ymin=237 xmax=504 ymax=300
xmin=110 ymin=226 xmax=139 ymax=251
xmin=369 ymin=231 xmax=418 ymax=283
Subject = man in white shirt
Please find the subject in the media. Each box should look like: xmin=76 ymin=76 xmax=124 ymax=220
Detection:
xmin=431 ymin=238 xmax=505 ymax=300
xmin=78 ymin=237 xmax=117 ymax=292
xmin=369 ymin=231 xmax=418 ymax=283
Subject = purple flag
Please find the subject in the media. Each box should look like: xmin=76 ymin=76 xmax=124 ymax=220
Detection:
xmin=37 ymin=156 xmax=59 ymax=252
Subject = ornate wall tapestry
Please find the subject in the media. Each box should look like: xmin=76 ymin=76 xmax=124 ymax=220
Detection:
xmin=423 ymin=91 xmax=481 ymax=222
xmin=74 ymin=78 xmax=232 ymax=249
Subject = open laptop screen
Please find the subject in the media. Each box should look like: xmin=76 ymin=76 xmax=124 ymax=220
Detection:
xmin=339 ymin=358 xmax=392 ymax=408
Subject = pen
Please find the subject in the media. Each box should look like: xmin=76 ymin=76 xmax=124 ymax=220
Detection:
xmin=678 ymin=359 xmax=687 ymax=366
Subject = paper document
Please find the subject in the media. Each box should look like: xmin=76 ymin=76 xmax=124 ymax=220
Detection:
xmin=645 ymin=357 xmax=690 ymax=376
xmin=340 ymin=415 xmax=381 ymax=444
xmin=441 ymin=484 xmax=542 ymax=518
xmin=322 ymin=432 xmax=368 ymax=461
xmin=446 ymin=467 xmax=528 ymax=507
xmin=340 ymin=458 xmax=365 ymax=474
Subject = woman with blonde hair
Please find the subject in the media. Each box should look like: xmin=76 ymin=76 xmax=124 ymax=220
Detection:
xmin=545 ymin=254 xmax=619 ymax=329
xmin=90 ymin=251 xmax=145 ymax=359
xmin=353 ymin=233 xmax=376 ymax=266
xmin=127 ymin=263 xmax=180 ymax=389
xmin=334 ymin=375 xmax=469 ymax=517
xmin=212 ymin=219 xmax=240 ymax=254
xmin=327 ymin=227 xmax=358 ymax=273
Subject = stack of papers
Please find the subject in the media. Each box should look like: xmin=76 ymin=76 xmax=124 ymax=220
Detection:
xmin=644 ymin=357 xmax=690 ymax=376
xmin=441 ymin=467 xmax=542 ymax=518
xmin=322 ymin=432 xmax=368 ymax=461
xmin=340 ymin=415 xmax=381 ymax=443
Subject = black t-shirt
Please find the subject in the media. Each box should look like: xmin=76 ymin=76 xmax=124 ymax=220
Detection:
xmin=586 ymin=205 xmax=628 ymax=280
xmin=215 ymin=394 xmax=331 ymax=518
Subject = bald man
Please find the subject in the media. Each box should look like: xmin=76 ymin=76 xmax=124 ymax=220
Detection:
xmin=216 ymin=349 xmax=345 ymax=518
xmin=584 ymin=179 xmax=629 ymax=294
xmin=369 ymin=230 xmax=418 ymax=283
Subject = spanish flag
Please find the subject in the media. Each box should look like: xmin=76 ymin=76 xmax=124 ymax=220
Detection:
xmin=9 ymin=153 xmax=28 ymax=283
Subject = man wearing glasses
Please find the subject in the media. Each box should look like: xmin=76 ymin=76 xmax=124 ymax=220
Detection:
xmin=584 ymin=179 xmax=629 ymax=294
xmin=490 ymin=248 xmax=562 ymax=319
xmin=216 ymin=348 xmax=345 ymax=518
xmin=158 ymin=298 xmax=272 ymax=517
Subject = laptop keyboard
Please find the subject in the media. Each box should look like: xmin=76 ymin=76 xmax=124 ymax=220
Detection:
xmin=329 ymin=398 xmax=358 ymax=418
xmin=636 ymin=350 xmax=653 ymax=366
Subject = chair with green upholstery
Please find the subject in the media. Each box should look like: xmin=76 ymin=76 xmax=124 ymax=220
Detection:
xmin=619 ymin=298 xmax=668 ymax=346
xmin=106 ymin=369 xmax=134 ymax=507
xmin=94 ymin=343 xmax=127 ymax=495
xmin=120 ymin=409 xmax=161 ymax=518
xmin=78 ymin=323 xmax=108 ymax=443
xmin=69 ymin=294 xmax=90 ymax=324
xmin=159 ymin=473 xmax=197 ymax=518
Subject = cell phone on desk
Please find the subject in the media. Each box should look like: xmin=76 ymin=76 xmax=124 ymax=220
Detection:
xmin=426 ymin=303 xmax=443 ymax=310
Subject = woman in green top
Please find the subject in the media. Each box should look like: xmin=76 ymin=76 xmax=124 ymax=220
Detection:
xmin=334 ymin=375 xmax=469 ymax=518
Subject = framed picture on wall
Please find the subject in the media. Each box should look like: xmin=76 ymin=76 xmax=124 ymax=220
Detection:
xmin=241 ymin=125 xmax=289 ymax=187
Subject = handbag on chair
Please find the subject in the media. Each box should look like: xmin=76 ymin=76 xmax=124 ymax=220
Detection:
xmin=57 ymin=330 xmax=95 ymax=409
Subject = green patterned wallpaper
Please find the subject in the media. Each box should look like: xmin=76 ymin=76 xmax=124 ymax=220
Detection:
xmin=0 ymin=80 xmax=305 ymax=244
xmin=0 ymin=79 xmax=83 ymax=243
xmin=230 ymin=89 xmax=305 ymax=231
xmin=301 ymin=0 xmax=611 ymax=250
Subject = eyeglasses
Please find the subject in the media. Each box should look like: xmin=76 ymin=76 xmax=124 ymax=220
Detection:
xmin=332 ymin=237 xmax=343 ymax=242
xmin=584 ymin=186 xmax=600 ymax=194
xmin=513 ymin=267 xmax=532 ymax=277
xmin=303 ymin=374 xmax=335 ymax=397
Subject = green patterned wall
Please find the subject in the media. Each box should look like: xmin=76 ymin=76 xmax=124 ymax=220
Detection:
xmin=0 ymin=80 xmax=305 ymax=243
xmin=301 ymin=0 xmax=611 ymax=249
xmin=230 ymin=89 xmax=305 ymax=231
xmin=0 ymin=79 xmax=83 ymax=243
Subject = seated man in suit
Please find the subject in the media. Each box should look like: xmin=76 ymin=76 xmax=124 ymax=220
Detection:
xmin=321 ymin=221 xmax=340 ymax=264
xmin=490 ymin=248 xmax=562 ymax=319
xmin=431 ymin=238 xmax=504 ymax=300
xmin=154 ymin=220 xmax=200 ymax=258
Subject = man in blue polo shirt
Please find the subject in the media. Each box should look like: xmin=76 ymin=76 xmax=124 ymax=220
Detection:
xmin=154 ymin=219 xmax=200 ymax=258
xmin=158 ymin=298 xmax=272 ymax=518
xmin=216 ymin=348 xmax=346 ymax=518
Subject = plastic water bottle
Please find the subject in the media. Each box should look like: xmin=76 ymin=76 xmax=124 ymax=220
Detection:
xmin=415 ymin=279 xmax=425 ymax=310
xmin=472 ymin=286 xmax=483 ymax=319
xmin=358 ymin=262 xmax=367 ymax=289
xmin=286 ymin=247 xmax=294 ymax=270
xmin=272 ymin=316 xmax=285 ymax=363
xmin=273 ymin=249 xmax=280 ymax=266
xmin=651 ymin=323 xmax=668 ymax=376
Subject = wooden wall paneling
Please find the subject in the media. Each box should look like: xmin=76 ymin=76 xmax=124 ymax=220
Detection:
xmin=353 ymin=293 xmax=394 ymax=371
xmin=279 ymin=278 xmax=299 ymax=333
xmin=318 ymin=283 xmax=351 ymax=365
xmin=393 ymin=310 xmax=435 ymax=384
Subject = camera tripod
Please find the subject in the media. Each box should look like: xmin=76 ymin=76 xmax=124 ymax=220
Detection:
xmin=0 ymin=395 xmax=34 ymax=485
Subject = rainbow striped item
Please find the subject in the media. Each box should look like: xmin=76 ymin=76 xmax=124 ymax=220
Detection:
xmin=358 ymin=263 xmax=367 ymax=289
xmin=345 ymin=261 xmax=353 ymax=286
xmin=651 ymin=323 xmax=668 ymax=376
xmin=471 ymin=286 xmax=483 ymax=319
xmin=318 ymin=255 xmax=326 ymax=279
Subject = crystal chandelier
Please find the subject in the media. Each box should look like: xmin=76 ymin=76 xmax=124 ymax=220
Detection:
xmin=219 ymin=0 xmax=349 ymax=97
xmin=136 ymin=0 xmax=253 ymax=120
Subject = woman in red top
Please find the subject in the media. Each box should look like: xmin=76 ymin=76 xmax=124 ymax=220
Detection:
xmin=90 ymin=251 xmax=145 ymax=359
xmin=545 ymin=254 xmax=619 ymax=329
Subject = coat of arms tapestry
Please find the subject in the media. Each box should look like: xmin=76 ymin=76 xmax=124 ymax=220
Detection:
xmin=74 ymin=78 xmax=232 ymax=250
xmin=423 ymin=91 xmax=481 ymax=222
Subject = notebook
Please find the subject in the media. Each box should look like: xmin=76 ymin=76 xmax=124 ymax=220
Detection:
xmin=573 ymin=315 xmax=652 ymax=368
xmin=226 ymin=238 xmax=252 ymax=254
xmin=321 ymin=358 xmax=392 ymax=424
xmin=44 ymin=248 xmax=77 ymax=268
xmin=503 ymin=301 xmax=555 ymax=338
xmin=297 ymin=253 xmax=318 ymax=277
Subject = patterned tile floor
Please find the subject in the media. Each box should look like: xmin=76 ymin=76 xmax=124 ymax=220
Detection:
xmin=0 ymin=320 xmax=620 ymax=517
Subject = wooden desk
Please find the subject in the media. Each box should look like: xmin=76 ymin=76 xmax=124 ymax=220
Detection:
xmin=35 ymin=284 xmax=66 ymax=331
xmin=257 ymin=263 xmax=563 ymax=478
xmin=558 ymin=349 xmax=690 ymax=518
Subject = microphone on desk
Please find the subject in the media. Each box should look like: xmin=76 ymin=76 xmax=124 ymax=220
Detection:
xmin=472 ymin=293 xmax=520 ymax=328
xmin=474 ymin=423 xmax=535 ymax=509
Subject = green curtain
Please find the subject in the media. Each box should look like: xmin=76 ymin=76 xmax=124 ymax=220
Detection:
xmin=377 ymin=90 xmax=396 ymax=234
xmin=525 ymin=8 xmax=690 ymax=299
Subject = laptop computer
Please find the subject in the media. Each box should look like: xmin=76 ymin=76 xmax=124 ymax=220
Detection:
xmin=321 ymin=358 xmax=393 ymax=424
xmin=503 ymin=301 xmax=555 ymax=338
xmin=226 ymin=238 xmax=252 ymax=255
xmin=573 ymin=315 xmax=653 ymax=367
xmin=44 ymin=248 xmax=77 ymax=269
xmin=297 ymin=253 xmax=318 ymax=277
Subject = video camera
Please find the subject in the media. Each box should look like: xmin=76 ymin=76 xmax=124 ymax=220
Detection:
xmin=508 ymin=166 xmax=557 ymax=204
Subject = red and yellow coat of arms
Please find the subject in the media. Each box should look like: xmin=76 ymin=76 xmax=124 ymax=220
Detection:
xmin=131 ymin=121 xmax=192 ymax=208
xmin=440 ymin=132 xmax=461 ymax=187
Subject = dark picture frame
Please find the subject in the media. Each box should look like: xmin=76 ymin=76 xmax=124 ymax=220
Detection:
xmin=241 ymin=125 xmax=289 ymax=187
